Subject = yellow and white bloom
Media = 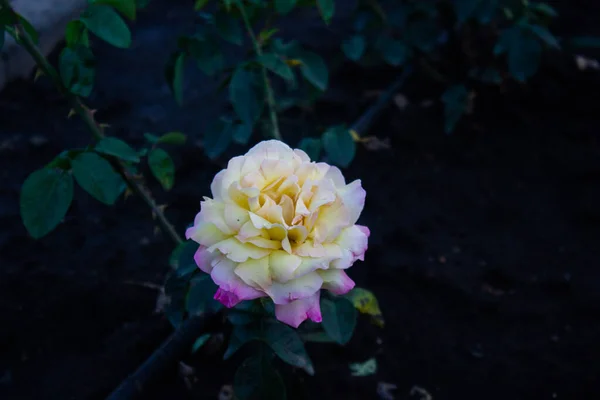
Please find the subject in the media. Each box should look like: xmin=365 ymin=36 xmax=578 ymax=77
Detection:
xmin=186 ymin=140 xmax=369 ymax=328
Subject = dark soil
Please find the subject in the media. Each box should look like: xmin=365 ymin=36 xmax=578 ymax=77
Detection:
xmin=1 ymin=1 xmax=600 ymax=399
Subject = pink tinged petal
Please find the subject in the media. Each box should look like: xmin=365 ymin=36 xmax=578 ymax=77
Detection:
xmin=335 ymin=225 xmax=369 ymax=262
xmin=339 ymin=179 xmax=366 ymax=225
xmin=210 ymin=258 xmax=264 ymax=301
xmin=266 ymin=272 xmax=323 ymax=304
xmin=270 ymin=251 xmax=302 ymax=282
xmin=319 ymin=269 xmax=355 ymax=295
xmin=186 ymin=222 xmax=229 ymax=247
xmin=275 ymin=291 xmax=322 ymax=328
xmin=214 ymin=288 xmax=241 ymax=308
xmin=194 ymin=245 xmax=219 ymax=273
xmin=224 ymin=204 xmax=250 ymax=232
xmin=207 ymin=237 xmax=270 ymax=262
xmin=234 ymin=256 xmax=272 ymax=289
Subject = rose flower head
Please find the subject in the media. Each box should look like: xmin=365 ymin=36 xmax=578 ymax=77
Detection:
xmin=186 ymin=140 xmax=369 ymax=328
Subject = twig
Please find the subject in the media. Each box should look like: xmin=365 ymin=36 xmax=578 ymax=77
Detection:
xmin=351 ymin=65 xmax=413 ymax=136
xmin=237 ymin=1 xmax=282 ymax=141
xmin=1 ymin=0 xmax=183 ymax=245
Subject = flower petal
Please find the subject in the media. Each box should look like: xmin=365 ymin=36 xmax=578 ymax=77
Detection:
xmin=234 ymin=256 xmax=272 ymax=289
xmin=186 ymin=222 xmax=229 ymax=247
xmin=210 ymin=258 xmax=264 ymax=302
xmin=319 ymin=269 xmax=355 ymax=295
xmin=266 ymin=272 xmax=323 ymax=304
xmin=208 ymin=237 xmax=270 ymax=262
xmin=194 ymin=245 xmax=219 ymax=273
xmin=275 ymin=291 xmax=322 ymax=328
xmin=270 ymin=250 xmax=302 ymax=282
xmin=339 ymin=179 xmax=366 ymax=225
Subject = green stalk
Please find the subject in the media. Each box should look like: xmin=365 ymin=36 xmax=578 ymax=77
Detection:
xmin=237 ymin=1 xmax=283 ymax=141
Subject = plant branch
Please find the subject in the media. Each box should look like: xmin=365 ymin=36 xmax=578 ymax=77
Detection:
xmin=2 ymin=1 xmax=183 ymax=245
xmin=237 ymin=2 xmax=282 ymax=141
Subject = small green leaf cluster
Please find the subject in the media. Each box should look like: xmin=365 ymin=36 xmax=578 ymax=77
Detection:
xmin=220 ymin=292 xmax=356 ymax=399
xmin=166 ymin=0 xmax=334 ymax=160
xmin=338 ymin=0 xmax=597 ymax=134
xmin=19 ymin=131 xmax=185 ymax=239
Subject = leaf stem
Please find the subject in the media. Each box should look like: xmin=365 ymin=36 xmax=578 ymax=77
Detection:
xmin=1 ymin=0 xmax=183 ymax=244
xmin=237 ymin=1 xmax=282 ymax=141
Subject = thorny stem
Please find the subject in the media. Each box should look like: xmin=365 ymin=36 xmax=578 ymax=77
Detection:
xmin=1 ymin=0 xmax=183 ymax=245
xmin=237 ymin=2 xmax=282 ymax=141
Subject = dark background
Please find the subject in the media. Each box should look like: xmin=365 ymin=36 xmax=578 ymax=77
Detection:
xmin=1 ymin=0 xmax=600 ymax=398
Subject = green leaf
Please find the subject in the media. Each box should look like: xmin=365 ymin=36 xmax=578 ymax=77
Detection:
xmin=204 ymin=117 xmax=234 ymax=159
xmin=234 ymin=353 xmax=286 ymax=400
xmin=157 ymin=131 xmax=187 ymax=145
xmin=405 ymin=17 xmax=440 ymax=52
xmin=182 ymin=35 xmax=225 ymax=76
xmin=321 ymin=296 xmax=357 ymax=345
xmin=165 ymin=51 xmax=186 ymax=105
xmin=230 ymin=68 xmax=264 ymax=126
xmin=191 ymin=334 xmax=211 ymax=353
xmin=95 ymin=137 xmax=140 ymax=162
xmin=215 ymin=11 xmax=243 ymax=45
xmin=186 ymin=274 xmax=222 ymax=316
xmin=20 ymin=168 xmax=74 ymax=239
xmin=257 ymin=53 xmax=295 ymax=82
xmin=143 ymin=133 xmax=160 ymax=144
xmin=300 ymin=331 xmax=337 ymax=343
xmin=59 ymin=46 xmax=95 ymax=97
xmin=148 ymin=148 xmax=175 ymax=190
xmin=227 ymin=309 xmax=259 ymax=325
xmin=494 ymin=26 xmax=519 ymax=55
xmin=298 ymin=137 xmax=321 ymax=161
xmin=527 ymin=24 xmax=560 ymax=48
xmin=297 ymin=51 xmax=328 ymax=91
xmin=91 ymin=0 xmax=137 ymax=20
xmin=80 ymin=4 xmax=132 ymax=48
xmin=232 ymin=122 xmax=253 ymax=145
xmin=317 ymin=0 xmax=334 ymax=24
xmin=224 ymin=324 xmax=261 ymax=360
xmin=72 ymin=152 xmax=125 ymax=205
xmin=322 ymin=125 xmax=355 ymax=168
xmin=169 ymin=239 xmax=198 ymax=269
xmin=65 ymin=20 xmax=89 ymax=47
xmin=342 ymin=35 xmax=366 ymax=62
xmin=376 ymin=36 xmax=410 ymax=66
xmin=508 ymin=30 xmax=542 ymax=82
xmin=441 ymin=84 xmax=469 ymax=134
xmin=264 ymin=320 xmax=314 ymax=375
xmin=345 ymin=287 xmax=385 ymax=327
xmin=275 ymin=0 xmax=297 ymax=14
